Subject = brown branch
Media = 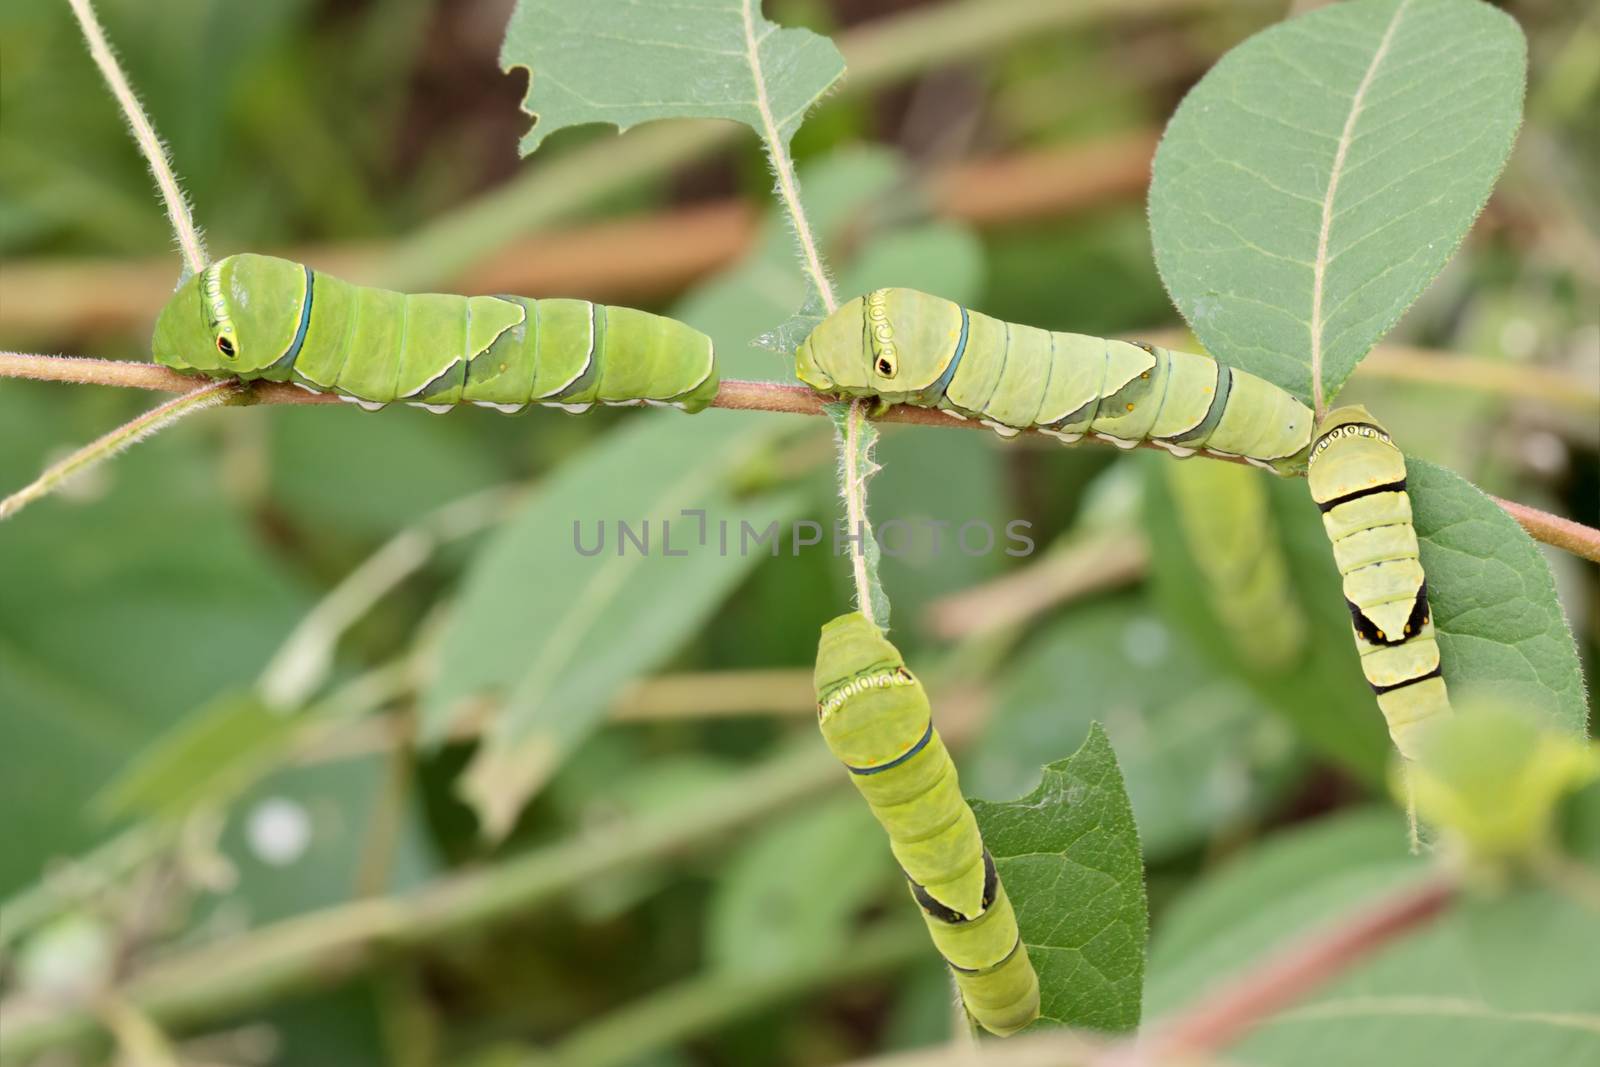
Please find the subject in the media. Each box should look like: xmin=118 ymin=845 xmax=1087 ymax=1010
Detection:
xmin=1491 ymin=496 xmax=1600 ymax=565
xmin=0 ymin=134 xmax=1156 ymax=340
xmin=5 ymin=353 xmax=1596 ymax=562
xmin=1118 ymin=875 xmax=1457 ymax=1064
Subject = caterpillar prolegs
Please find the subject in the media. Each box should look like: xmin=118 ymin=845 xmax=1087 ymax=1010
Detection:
xmin=152 ymin=254 xmax=718 ymax=412
xmin=796 ymin=288 xmax=1313 ymax=473
xmin=814 ymin=613 xmax=1039 ymax=1036
xmin=1308 ymin=407 xmax=1452 ymax=758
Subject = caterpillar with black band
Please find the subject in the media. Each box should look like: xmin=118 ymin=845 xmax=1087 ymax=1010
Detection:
xmin=152 ymin=254 xmax=718 ymax=413
xmin=1307 ymin=406 xmax=1453 ymax=758
xmin=795 ymin=288 xmax=1314 ymax=474
xmin=814 ymin=613 xmax=1039 ymax=1036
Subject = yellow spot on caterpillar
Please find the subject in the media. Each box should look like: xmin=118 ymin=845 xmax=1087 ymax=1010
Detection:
xmin=1140 ymin=372 xmax=1150 ymax=380
xmin=499 ymin=362 xmax=508 ymax=373
xmin=1125 ymin=403 xmax=1136 ymax=412
xmin=1376 ymin=630 xmax=1386 ymax=641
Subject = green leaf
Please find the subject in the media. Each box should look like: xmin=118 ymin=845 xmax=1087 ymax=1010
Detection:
xmin=967 ymin=598 xmax=1298 ymax=863
xmin=421 ymin=412 xmax=803 ymax=838
xmin=1409 ymin=461 xmax=1590 ymax=737
xmin=0 ymin=386 xmax=307 ymax=895
xmin=92 ymin=690 xmax=298 ymax=822
xmin=502 ymin=0 xmax=844 ymax=156
xmin=1146 ymin=809 xmax=1600 ymax=1067
xmin=707 ymin=797 xmax=894 ymax=975
xmin=1150 ymin=0 xmax=1527 ymax=406
xmin=971 ymin=724 xmax=1147 ymax=1033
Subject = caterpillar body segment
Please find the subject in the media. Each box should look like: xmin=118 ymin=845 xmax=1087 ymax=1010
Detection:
xmin=152 ymin=254 xmax=719 ymax=413
xmin=814 ymin=613 xmax=1039 ymax=1036
xmin=795 ymin=288 xmax=1314 ymax=473
xmin=1163 ymin=459 xmax=1307 ymax=672
xmin=1308 ymin=407 xmax=1451 ymax=758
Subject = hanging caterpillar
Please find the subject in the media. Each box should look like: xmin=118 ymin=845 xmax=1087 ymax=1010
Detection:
xmin=1307 ymin=406 xmax=1452 ymax=758
xmin=796 ymin=288 xmax=1314 ymax=473
xmin=152 ymin=253 xmax=718 ymax=413
xmin=814 ymin=613 xmax=1039 ymax=1036
xmin=1163 ymin=459 xmax=1307 ymax=673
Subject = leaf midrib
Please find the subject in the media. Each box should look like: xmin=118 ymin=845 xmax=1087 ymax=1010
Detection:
xmin=1310 ymin=0 xmax=1411 ymax=415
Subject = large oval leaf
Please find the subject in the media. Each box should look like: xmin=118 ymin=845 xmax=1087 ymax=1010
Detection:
xmin=1150 ymin=0 xmax=1526 ymax=407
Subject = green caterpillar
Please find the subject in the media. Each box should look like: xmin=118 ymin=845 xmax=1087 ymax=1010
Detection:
xmin=796 ymin=288 xmax=1313 ymax=473
xmin=1308 ymin=406 xmax=1451 ymax=759
xmin=152 ymin=253 xmax=718 ymax=412
xmin=1164 ymin=460 xmax=1306 ymax=672
xmin=814 ymin=613 xmax=1039 ymax=1036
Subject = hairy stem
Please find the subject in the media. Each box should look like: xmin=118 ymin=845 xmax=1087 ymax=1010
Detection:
xmin=1491 ymin=496 xmax=1600 ymax=564
xmin=842 ymin=399 xmax=881 ymax=626
xmin=0 ymin=378 xmax=238 ymax=520
xmin=64 ymin=0 xmax=207 ymax=276
xmin=735 ymin=0 xmax=884 ymax=624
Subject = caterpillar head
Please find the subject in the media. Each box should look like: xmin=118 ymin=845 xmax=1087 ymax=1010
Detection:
xmin=1307 ymin=405 xmax=1407 ymax=508
xmin=795 ymin=289 xmax=966 ymax=404
xmin=152 ymin=254 xmax=310 ymax=377
xmin=813 ymin=612 xmax=928 ymax=769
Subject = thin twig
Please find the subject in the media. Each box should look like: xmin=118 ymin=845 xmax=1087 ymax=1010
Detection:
xmin=64 ymin=0 xmax=207 ymax=276
xmin=1491 ymin=496 xmax=1600 ymax=564
xmin=842 ymin=399 xmax=880 ymax=626
xmin=736 ymin=0 xmax=887 ymax=626
xmin=0 ymin=378 xmax=239 ymax=520
xmin=5 ymin=353 xmax=1595 ymax=562
xmin=1120 ymin=874 xmax=1457 ymax=1064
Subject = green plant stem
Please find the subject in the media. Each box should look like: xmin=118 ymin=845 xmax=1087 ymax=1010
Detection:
xmin=0 ymin=745 xmax=842 ymax=1060
xmin=841 ymin=398 xmax=881 ymax=626
xmin=536 ymin=925 xmax=926 ymax=1067
xmin=64 ymin=0 xmax=207 ymax=277
xmin=379 ymin=0 xmax=1225 ymax=290
xmin=0 ymin=378 xmax=238 ymax=520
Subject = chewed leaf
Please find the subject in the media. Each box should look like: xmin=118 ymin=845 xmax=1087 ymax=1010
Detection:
xmin=971 ymin=725 xmax=1147 ymax=1032
xmin=503 ymin=0 xmax=845 ymax=155
xmin=1150 ymin=0 xmax=1526 ymax=407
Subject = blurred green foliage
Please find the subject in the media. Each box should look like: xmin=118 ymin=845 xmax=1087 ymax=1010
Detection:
xmin=1 ymin=0 xmax=1595 ymax=1064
